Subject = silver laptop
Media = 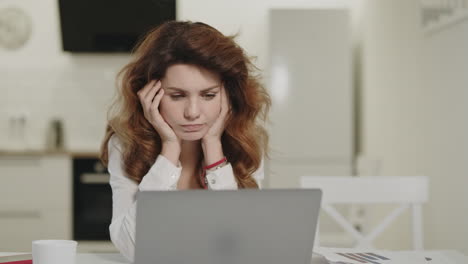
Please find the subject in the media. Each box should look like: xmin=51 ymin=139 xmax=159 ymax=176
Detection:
xmin=134 ymin=189 xmax=322 ymax=264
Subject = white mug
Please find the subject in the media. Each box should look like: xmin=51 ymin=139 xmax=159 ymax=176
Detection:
xmin=32 ymin=240 xmax=77 ymax=264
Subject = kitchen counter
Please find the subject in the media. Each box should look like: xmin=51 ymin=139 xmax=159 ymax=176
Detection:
xmin=0 ymin=149 xmax=100 ymax=157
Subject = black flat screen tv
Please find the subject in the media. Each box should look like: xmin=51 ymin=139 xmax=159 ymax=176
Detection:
xmin=58 ymin=0 xmax=176 ymax=52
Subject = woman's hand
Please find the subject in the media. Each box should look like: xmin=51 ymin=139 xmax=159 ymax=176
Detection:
xmin=201 ymin=85 xmax=230 ymax=165
xmin=138 ymin=80 xmax=182 ymax=160
xmin=138 ymin=80 xmax=178 ymax=142
xmin=203 ymin=85 xmax=231 ymax=143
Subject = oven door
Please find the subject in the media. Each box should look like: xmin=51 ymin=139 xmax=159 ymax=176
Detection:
xmin=73 ymin=157 xmax=112 ymax=241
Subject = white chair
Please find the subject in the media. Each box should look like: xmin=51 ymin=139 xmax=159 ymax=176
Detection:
xmin=300 ymin=176 xmax=429 ymax=249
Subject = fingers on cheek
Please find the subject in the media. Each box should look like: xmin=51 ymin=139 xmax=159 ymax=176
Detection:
xmin=158 ymin=97 xmax=166 ymax=109
xmin=160 ymin=90 xmax=167 ymax=102
xmin=152 ymin=100 xmax=160 ymax=113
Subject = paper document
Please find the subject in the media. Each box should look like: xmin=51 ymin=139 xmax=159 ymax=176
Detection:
xmin=314 ymin=247 xmax=456 ymax=264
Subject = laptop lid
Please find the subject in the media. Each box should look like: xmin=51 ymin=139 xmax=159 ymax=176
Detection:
xmin=135 ymin=189 xmax=322 ymax=264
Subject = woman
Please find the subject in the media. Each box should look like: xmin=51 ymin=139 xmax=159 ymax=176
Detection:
xmin=100 ymin=21 xmax=270 ymax=261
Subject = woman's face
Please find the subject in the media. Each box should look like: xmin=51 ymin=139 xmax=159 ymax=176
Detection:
xmin=160 ymin=64 xmax=222 ymax=141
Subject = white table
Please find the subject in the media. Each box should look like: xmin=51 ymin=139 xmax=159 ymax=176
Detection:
xmin=75 ymin=251 xmax=468 ymax=264
xmin=2 ymin=251 xmax=467 ymax=264
xmin=0 ymin=252 xmax=328 ymax=264
xmin=76 ymin=253 xmax=330 ymax=264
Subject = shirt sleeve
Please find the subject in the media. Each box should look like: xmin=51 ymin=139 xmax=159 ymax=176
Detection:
xmin=205 ymin=158 xmax=265 ymax=189
xmin=107 ymin=135 xmax=182 ymax=262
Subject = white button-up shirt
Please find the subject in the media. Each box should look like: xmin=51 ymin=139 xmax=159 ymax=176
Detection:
xmin=107 ymin=135 xmax=264 ymax=262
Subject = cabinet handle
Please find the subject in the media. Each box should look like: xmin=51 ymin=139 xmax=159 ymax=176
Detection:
xmin=80 ymin=173 xmax=110 ymax=184
xmin=0 ymin=210 xmax=41 ymax=218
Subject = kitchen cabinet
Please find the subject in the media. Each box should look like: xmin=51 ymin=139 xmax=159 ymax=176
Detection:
xmin=0 ymin=154 xmax=72 ymax=251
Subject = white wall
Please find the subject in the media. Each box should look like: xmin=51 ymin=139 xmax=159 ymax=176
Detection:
xmin=360 ymin=0 xmax=468 ymax=253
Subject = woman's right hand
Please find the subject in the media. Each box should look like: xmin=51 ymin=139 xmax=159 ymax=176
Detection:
xmin=137 ymin=80 xmax=180 ymax=146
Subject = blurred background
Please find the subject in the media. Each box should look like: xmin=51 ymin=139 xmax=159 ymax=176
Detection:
xmin=0 ymin=0 xmax=467 ymax=256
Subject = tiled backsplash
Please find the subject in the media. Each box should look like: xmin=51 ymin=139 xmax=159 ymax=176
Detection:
xmin=0 ymin=57 xmax=130 ymax=151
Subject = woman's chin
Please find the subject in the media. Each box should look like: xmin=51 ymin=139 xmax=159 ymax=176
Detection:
xmin=177 ymin=131 xmax=205 ymax=141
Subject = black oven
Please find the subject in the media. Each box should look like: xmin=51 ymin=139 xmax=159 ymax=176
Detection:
xmin=73 ymin=156 xmax=112 ymax=241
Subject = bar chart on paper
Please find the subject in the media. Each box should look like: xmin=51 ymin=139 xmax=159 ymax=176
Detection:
xmin=314 ymin=247 xmax=457 ymax=264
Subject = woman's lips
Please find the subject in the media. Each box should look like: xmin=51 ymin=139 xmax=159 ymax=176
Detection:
xmin=181 ymin=124 xmax=204 ymax=132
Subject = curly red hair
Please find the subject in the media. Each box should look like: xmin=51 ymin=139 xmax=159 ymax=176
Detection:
xmin=100 ymin=21 xmax=270 ymax=188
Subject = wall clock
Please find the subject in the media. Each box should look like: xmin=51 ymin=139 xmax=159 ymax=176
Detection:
xmin=0 ymin=7 xmax=32 ymax=50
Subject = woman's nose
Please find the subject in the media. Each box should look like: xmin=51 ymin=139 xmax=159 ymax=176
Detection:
xmin=184 ymin=99 xmax=201 ymax=120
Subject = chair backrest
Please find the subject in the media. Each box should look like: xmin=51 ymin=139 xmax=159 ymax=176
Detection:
xmin=300 ymin=176 xmax=429 ymax=249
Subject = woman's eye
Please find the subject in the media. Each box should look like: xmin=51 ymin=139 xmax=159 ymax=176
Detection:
xmin=203 ymin=93 xmax=217 ymax=100
xmin=170 ymin=94 xmax=184 ymax=100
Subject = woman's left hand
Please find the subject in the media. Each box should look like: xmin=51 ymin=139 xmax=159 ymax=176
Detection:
xmin=202 ymin=85 xmax=230 ymax=143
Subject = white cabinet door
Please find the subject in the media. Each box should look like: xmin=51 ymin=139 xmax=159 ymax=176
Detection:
xmin=0 ymin=156 xmax=43 ymax=210
xmin=0 ymin=155 xmax=72 ymax=251
xmin=0 ymin=209 xmax=70 ymax=252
